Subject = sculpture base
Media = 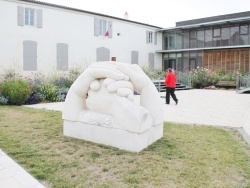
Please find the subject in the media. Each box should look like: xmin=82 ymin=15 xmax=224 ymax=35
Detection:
xmin=63 ymin=120 xmax=163 ymax=152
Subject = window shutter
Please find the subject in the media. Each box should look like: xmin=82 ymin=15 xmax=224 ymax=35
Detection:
xmin=146 ymin=30 xmax=149 ymax=43
xmin=131 ymin=51 xmax=139 ymax=64
xmin=23 ymin=41 xmax=37 ymax=71
xmin=148 ymin=53 xmax=155 ymax=69
xmin=154 ymin=32 xmax=157 ymax=45
xmin=108 ymin=21 xmax=113 ymax=38
xmin=36 ymin=9 xmax=43 ymax=28
xmin=94 ymin=18 xmax=99 ymax=36
xmin=57 ymin=43 xmax=68 ymax=70
xmin=18 ymin=6 xmax=24 ymax=26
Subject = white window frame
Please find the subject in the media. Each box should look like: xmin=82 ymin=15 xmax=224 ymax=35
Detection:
xmin=25 ymin=8 xmax=35 ymax=26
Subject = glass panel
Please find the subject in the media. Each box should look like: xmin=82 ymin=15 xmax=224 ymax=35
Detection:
xmin=240 ymin=25 xmax=248 ymax=35
xmin=176 ymin=53 xmax=182 ymax=71
xmin=213 ymin=37 xmax=221 ymax=47
xmin=169 ymin=33 xmax=176 ymax=50
xmin=239 ymin=35 xmax=248 ymax=45
xmin=183 ymin=31 xmax=189 ymax=49
xmin=197 ymin=30 xmax=204 ymax=48
xmin=190 ymin=30 xmax=196 ymax=39
xmin=163 ymin=54 xmax=169 ymax=71
xmin=163 ymin=54 xmax=169 ymax=60
xmin=190 ymin=59 xmax=196 ymax=70
xmin=221 ymin=27 xmax=230 ymax=46
xmin=176 ymin=31 xmax=183 ymax=49
xmin=183 ymin=52 xmax=189 ymax=71
xmin=213 ymin=28 xmax=221 ymax=37
xmin=25 ymin=9 xmax=29 ymax=25
xmin=230 ymin=26 xmax=239 ymax=46
xmin=197 ymin=51 xmax=202 ymax=68
xmin=190 ymin=52 xmax=196 ymax=58
xmin=99 ymin=20 xmax=106 ymax=36
xmin=205 ymin=29 xmax=212 ymax=47
xmin=169 ymin=53 xmax=176 ymax=58
xmin=190 ymin=39 xmax=197 ymax=48
xmin=164 ymin=33 xmax=168 ymax=50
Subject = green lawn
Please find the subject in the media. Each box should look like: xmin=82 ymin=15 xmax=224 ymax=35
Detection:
xmin=0 ymin=106 xmax=250 ymax=188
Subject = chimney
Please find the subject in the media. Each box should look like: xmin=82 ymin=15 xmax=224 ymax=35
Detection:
xmin=124 ymin=12 xmax=129 ymax=19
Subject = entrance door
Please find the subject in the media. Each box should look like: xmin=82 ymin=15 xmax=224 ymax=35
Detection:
xmin=168 ymin=59 xmax=176 ymax=70
xmin=164 ymin=59 xmax=176 ymax=71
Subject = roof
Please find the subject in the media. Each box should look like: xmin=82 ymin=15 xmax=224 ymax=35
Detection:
xmin=157 ymin=12 xmax=250 ymax=32
xmin=18 ymin=0 xmax=162 ymax=29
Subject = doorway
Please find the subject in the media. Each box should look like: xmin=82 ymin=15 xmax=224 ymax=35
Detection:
xmin=164 ymin=59 xmax=176 ymax=71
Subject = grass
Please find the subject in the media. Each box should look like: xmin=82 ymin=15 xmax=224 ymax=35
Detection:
xmin=0 ymin=106 xmax=250 ymax=188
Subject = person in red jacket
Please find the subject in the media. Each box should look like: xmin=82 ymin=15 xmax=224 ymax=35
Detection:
xmin=164 ymin=68 xmax=178 ymax=105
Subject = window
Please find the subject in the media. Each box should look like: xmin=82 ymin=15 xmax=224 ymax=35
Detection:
xmin=23 ymin=40 xmax=37 ymax=71
xmin=149 ymin=32 xmax=153 ymax=43
xmin=25 ymin=8 xmax=35 ymax=26
xmin=213 ymin=28 xmax=221 ymax=37
xmin=146 ymin=31 xmax=153 ymax=43
xmin=240 ymin=25 xmax=248 ymax=35
xmin=99 ymin=19 xmax=107 ymax=36
xmin=197 ymin=30 xmax=204 ymax=48
xmin=94 ymin=18 xmax=112 ymax=38
xmin=190 ymin=30 xmax=196 ymax=39
xmin=18 ymin=6 xmax=42 ymax=28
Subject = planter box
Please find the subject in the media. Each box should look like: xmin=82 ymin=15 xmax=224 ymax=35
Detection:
xmin=215 ymin=81 xmax=236 ymax=87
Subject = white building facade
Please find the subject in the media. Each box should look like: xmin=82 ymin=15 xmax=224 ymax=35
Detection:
xmin=0 ymin=0 xmax=163 ymax=75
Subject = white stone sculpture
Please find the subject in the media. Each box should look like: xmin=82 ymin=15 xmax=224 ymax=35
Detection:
xmin=62 ymin=61 xmax=163 ymax=152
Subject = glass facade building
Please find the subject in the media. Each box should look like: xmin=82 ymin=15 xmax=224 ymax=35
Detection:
xmin=157 ymin=12 xmax=250 ymax=72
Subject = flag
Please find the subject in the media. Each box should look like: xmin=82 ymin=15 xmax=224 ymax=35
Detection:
xmin=105 ymin=31 xmax=109 ymax=37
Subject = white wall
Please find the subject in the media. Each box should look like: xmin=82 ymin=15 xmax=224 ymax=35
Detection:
xmin=0 ymin=0 xmax=162 ymax=76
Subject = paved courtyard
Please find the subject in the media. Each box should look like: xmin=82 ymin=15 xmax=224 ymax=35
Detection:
xmin=1 ymin=89 xmax=249 ymax=187
xmin=24 ymin=89 xmax=250 ymax=136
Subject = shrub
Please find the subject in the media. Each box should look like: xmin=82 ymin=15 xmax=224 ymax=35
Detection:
xmin=25 ymin=92 xmax=46 ymax=104
xmin=0 ymin=94 xmax=8 ymax=105
xmin=191 ymin=67 xmax=219 ymax=88
xmin=142 ymin=67 xmax=165 ymax=80
xmin=35 ymin=84 xmax=61 ymax=102
xmin=0 ymin=79 xmax=31 ymax=105
xmin=51 ymin=77 xmax=73 ymax=89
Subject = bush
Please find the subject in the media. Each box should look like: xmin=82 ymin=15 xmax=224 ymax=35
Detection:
xmin=51 ymin=77 xmax=73 ymax=89
xmin=25 ymin=92 xmax=46 ymax=104
xmin=0 ymin=94 xmax=8 ymax=105
xmin=191 ymin=67 xmax=219 ymax=88
xmin=142 ymin=67 xmax=165 ymax=80
xmin=0 ymin=79 xmax=31 ymax=105
xmin=35 ymin=84 xmax=62 ymax=102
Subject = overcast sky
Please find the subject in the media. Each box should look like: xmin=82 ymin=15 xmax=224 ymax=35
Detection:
xmin=41 ymin=0 xmax=250 ymax=28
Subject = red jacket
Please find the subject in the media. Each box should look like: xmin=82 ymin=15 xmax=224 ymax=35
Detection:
xmin=164 ymin=72 xmax=176 ymax=88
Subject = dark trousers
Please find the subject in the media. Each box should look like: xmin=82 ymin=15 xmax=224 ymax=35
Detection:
xmin=166 ymin=87 xmax=178 ymax=104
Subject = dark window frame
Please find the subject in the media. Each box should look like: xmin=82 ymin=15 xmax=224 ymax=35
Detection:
xmin=190 ymin=30 xmax=197 ymax=39
xmin=240 ymin=25 xmax=249 ymax=35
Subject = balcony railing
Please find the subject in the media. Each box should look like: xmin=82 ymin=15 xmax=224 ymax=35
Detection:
xmin=175 ymin=71 xmax=192 ymax=88
xmin=236 ymin=73 xmax=250 ymax=93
